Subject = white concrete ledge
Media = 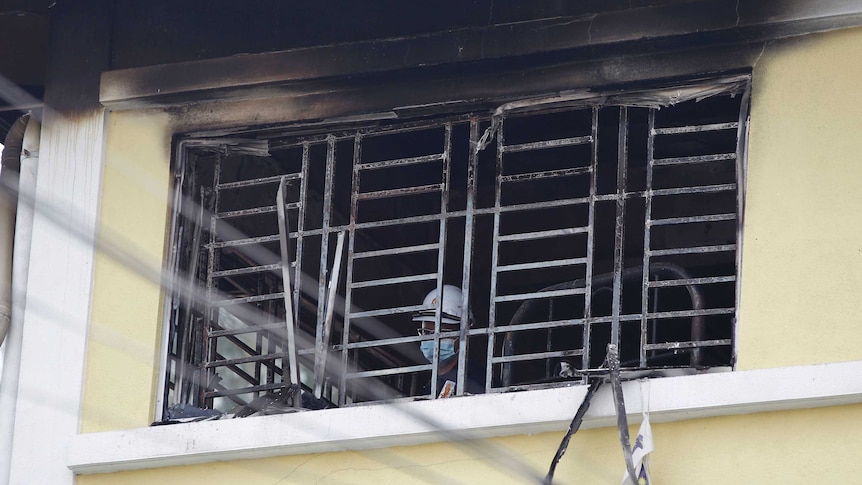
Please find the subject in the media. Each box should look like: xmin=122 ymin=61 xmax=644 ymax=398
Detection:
xmin=68 ymin=360 xmax=862 ymax=474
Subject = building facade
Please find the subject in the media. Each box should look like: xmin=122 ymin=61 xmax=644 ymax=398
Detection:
xmin=2 ymin=1 xmax=862 ymax=484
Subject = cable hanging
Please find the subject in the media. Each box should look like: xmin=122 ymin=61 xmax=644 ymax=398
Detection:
xmin=544 ymin=378 xmax=602 ymax=484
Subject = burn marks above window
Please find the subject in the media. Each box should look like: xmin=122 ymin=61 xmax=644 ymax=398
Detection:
xmin=163 ymin=77 xmax=748 ymax=417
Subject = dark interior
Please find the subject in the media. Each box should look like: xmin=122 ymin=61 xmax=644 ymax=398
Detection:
xmin=166 ymin=88 xmax=742 ymax=411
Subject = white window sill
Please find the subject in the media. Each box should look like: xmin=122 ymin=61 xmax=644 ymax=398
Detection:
xmin=68 ymin=360 xmax=862 ymax=474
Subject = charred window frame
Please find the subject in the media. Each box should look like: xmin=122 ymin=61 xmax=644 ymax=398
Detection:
xmin=160 ymin=75 xmax=749 ymax=418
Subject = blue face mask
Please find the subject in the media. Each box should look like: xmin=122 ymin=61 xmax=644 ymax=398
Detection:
xmin=420 ymin=339 xmax=456 ymax=364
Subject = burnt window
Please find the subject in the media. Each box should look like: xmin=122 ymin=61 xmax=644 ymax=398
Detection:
xmin=161 ymin=77 xmax=747 ymax=418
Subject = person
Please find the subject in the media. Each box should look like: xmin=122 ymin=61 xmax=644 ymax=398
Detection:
xmin=413 ymin=285 xmax=485 ymax=397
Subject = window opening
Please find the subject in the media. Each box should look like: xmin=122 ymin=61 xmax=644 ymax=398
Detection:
xmin=162 ymin=76 xmax=748 ymax=418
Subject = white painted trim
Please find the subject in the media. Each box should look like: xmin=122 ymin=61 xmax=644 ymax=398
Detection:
xmin=11 ymin=110 xmax=106 ymax=485
xmin=68 ymin=359 xmax=862 ymax=475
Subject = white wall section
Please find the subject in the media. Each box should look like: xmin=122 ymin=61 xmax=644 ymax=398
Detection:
xmin=9 ymin=109 xmax=105 ymax=485
xmin=68 ymin=360 xmax=862 ymax=474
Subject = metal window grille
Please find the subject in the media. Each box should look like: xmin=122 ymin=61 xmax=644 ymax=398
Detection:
xmin=162 ymin=77 xmax=748 ymax=415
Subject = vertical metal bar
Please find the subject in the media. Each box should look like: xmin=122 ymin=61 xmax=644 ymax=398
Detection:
xmin=486 ymin=117 xmax=504 ymax=392
xmin=254 ymin=327 xmax=263 ymax=400
xmin=350 ymin=348 xmax=359 ymax=405
xmin=202 ymin=151 xmax=223 ymax=408
xmin=611 ymin=107 xmax=629 ymax=354
xmin=545 ymin=299 xmax=554 ymax=379
xmin=583 ymin=107 xmax=599 ymax=374
xmin=158 ymin=140 xmax=195 ymax=419
xmin=649 ymin=275 xmax=659 ymax=361
xmin=293 ymin=142 xmax=310 ymax=339
xmin=457 ymin=120 xmax=479 ymax=395
xmin=732 ymin=83 xmax=752 ymax=369
xmin=276 ymin=178 xmax=300 ymax=407
xmin=158 ymin=143 xmax=189 ymax=418
xmin=168 ymin=231 xmax=186 ymax=405
xmin=640 ymin=109 xmax=656 ymax=368
xmin=340 ymin=133 xmax=361 ymax=406
xmin=316 ymin=136 xmax=336 ymax=393
xmin=314 ymin=230 xmax=345 ymax=399
xmin=177 ymin=186 xmax=205 ymax=404
xmin=430 ymin=123 xmax=452 ymax=398
xmin=254 ymin=276 xmax=264 ymax=399
xmin=265 ymin=299 xmax=275 ymax=387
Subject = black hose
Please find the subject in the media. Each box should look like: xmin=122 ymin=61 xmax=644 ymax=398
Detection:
xmin=543 ymin=379 xmax=602 ymax=484
xmin=502 ymin=262 xmax=705 ymax=386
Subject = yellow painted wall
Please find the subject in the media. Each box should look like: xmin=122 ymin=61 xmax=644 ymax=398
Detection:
xmin=737 ymin=27 xmax=862 ymax=369
xmin=80 ymin=25 xmax=862 ymax=484
xmin=77 ymin=403 xmax=862 ymax=484
xmin=82 ymin=110 xmax=172 ymax=432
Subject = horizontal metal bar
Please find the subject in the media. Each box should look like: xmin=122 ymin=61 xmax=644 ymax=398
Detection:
xmin=491 ymin=349 xmax=583 ymax=364
xmin=502 ymin=135 xmax=592 ymax=153
xmin=500 ymin=166 xmax=590 ymax=183
xmin=644 ymin=338 xmax=732 ymax=351
xmin=652 ymin=122 xmax=738 ymax=135
xmin=347 ymin=335 xmax=427 ymax=350
xmin=216 ymin=203 xmax=300 ymax=220
xmin=496 ymin=196 xmax=591 ymax=214
xmin=494 ymin=318 xmax=586 ymax=334
xmin=649 ymin=244 xmax=736 ymax=257
xmin=650 ymin=213 xmax=735 ymax=226
xmin=345 ymin=364 xmax=431 ymax=380
xmin=496 ymin=257 xmax=588 ymax=273
xmin=593 ymin=193 xmax=632 ymax=202
xmin=353 ymin=212 xmax=443 ymax=230
xmin=349 ymin=303 xmax=427 ymax=319
xmin=211 ymin=263 xmax=281 ymax=278
xmin=211 ymin=292 xmax=285 ymax=306
xmin=352 ymin=242 xmax=440 ymax=259
xmin=350 ymin=272 xmax=438 ymax=289
xmin=648 ymin=275 xmax=736 ymax=288
xmin=357 ymin=118 xmax=466 ymax=138
xmin=337 ymin=330 xmax=465 ymax=351
xmin=208 ymin=321 xmax=288 ymax=337
xmin=205 ymin=352 xmax=284 ymax=368
xmin=652 ymin=152 xmax=736 ymax=166
xmin=356 ymin=183 xmax=442 ymax=201
xmin=498 ymin=226 xmax=588 ymax=242
xmin=204 ymin=382 xmax=285 ymax=398
xmin=209 ymin=234 xmax=280 ymax=249
xmin=524 ymin=311 xmax=726 ymax=326
xmin=217 ymin=173 xmax=301 ymax=190
xmin=217 ymin=205 xmax=276 ymax=219
xmin=592 ymin=189 xmax=700 ymax=202
xmin=209 ymin=224 xmax=355 ymax=248
xmin=495 ymin=287 xmax=586 ymax=303
xmin=646 ymin=307 xmax=735 ymax=319
xmin=651 ymin=183 xmax=736 ymax=196
xmin=358 ymin=153 xmax=442 ymax=170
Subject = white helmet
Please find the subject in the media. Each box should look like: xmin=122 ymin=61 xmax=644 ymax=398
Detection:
xmin=412 ymin=285 xmax=472 ymax=326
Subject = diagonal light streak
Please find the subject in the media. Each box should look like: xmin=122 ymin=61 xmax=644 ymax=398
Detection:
xmin=0 ymin=138 xmax=548 ymax=483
